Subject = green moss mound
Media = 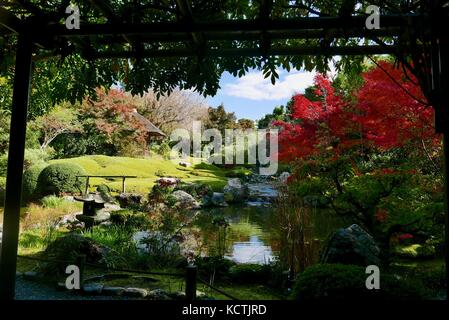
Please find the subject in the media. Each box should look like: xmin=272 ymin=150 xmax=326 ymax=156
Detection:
xmin=37 ymin=163 xmax=86 ymax=196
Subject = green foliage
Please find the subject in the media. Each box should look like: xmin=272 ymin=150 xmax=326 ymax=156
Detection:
xmin=224 ymin=166 xmax=253 ymax=179
xmin=40 ymin=195 xmax=66 ymax=208
xmin=43 ymin=233 xmax=106 ymax=274
xmin=196 ymin=256 xmax=236 ymax=279
xmin=292 ymin=264 xmax=428 ymax=300
xmin=258 ymin=105 xmax=287 ymax=129
xmin=228 ymin=264 xmax=271 ymax=283
xmin=22 ymin=163 xmax=48 ymax=203
xmin=174 ymin=182 xmax=213 ymax=198
xmin=37 ymin=163 xmax=86 ymax=196
xmin=394 ymin=243 xmax=436 ymax=259
xmin=204 ymin=104 xmax=237 ymax=132
xmin=110 ymin=210 xmax=152 ymax=230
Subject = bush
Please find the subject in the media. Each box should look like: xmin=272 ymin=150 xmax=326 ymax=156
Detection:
xmin=195 ymin=256 xmax=236 ymax=279
xmin=291 ymin=264 xmax=428 ymax=300
xmin=225 ymin=166 xmax=253 ymax=179
xmin=37 ymin=163 xmax=86 ymax=196
xmin=228 ymin=263 xmax=271 ymax=283
xmin=175 ymin=182 xmax=213 ymax=198
xmin=110 ymin=210 xmax=151 ymax=229
xmin=22 ymin=163 xmax=48 ymax=203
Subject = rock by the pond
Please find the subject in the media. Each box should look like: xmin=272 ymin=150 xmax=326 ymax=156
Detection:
xmin=279 ymin=172 xmax=291 ymax=184
xmin=45 ymin=233 xmax=106 ymax=264
xmin=171 ymin=190 xmax=200 ymax=209
xmin=124 ymin=287 xmax=148 ymax=298
xmin=102 ymin=286 xmax=125 ymax=296
xmin=203 ymin=192 xmax=228 ymax=207
xmin=179 ymin=161 xmax=191 ymax=167
xmin=62 ymin=195 xmax=76 ymax=202
xmin=156 ymin=177 xmax=180 ymax=187
xmin=321 ymin=224 xmax=381 ymax=266
xmin=23 ymin=271 xmax=41 ymax=280
xmin=56 ymin=213 xmax=78 ymax=226
xmin=104 ymin=203 xmax=121 ymax=211
xmin=223 ymin=178 xmax=249 ymax=203
xmin=148 ymin=289 xmax=171 ymax=300
xmin=116 ymin=193 xmax=143 ymax=208
xmin=82 ymin=283 xmax=104 ymax=295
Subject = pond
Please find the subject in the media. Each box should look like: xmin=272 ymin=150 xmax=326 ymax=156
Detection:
xmin=189 ymin=204 xmax=347 ymax=265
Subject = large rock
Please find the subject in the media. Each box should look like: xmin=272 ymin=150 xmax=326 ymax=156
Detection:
xmin=223 ymin=178 xmax=249 ymax=203
xmin=171 ymin=190 xmax=200 ymax=209
xmin=279 ymin=172 xmax=291 ymax=184
xmin=202 ymin=192 xmax=228 ymax=207
xmin=321 ymin=224 xmax=381 ymax=266
xmin=116 ymin=193 xmax=143 ymax=208
xmin=45 ymin=233 xmax=106 ymax=265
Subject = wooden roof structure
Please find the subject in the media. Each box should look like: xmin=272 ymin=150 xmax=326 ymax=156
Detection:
xmin=130 ymin=109 xmax=166 ymax=137
xmin=1 ymin=0 xmax=449 ymax=301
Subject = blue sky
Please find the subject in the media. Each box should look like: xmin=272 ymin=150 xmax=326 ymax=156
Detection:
xmin=206 ymin=68 xmax=317 ymax=121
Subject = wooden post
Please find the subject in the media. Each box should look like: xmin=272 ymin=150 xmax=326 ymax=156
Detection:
xmin=122 ymin=177 xmax=126 ymax=193
xmin=185 ymin=264 xmax=197 ymax=300
xmin=0 ymin=34 xmax=33 ymax=300
xmin=84 ymin=176 xmax=90 ymax=195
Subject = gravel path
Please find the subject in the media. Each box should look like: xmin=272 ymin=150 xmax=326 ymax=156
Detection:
xmin=15 ymin=276 xmax=133 ymax=300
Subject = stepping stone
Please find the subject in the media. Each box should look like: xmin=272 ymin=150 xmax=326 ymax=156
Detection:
xmin=124 ymin=287 xmax=148 ymax=298
xmin=148 ymin=289 xmax=170 ymax=300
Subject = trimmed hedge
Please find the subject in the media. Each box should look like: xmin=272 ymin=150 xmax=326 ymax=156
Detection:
xmin=37 ymin=163 xmax=86 ymax=196
xmin=22 ymin=163 xmax=48 ymax=203
xmin=292 ymin=263 xmax=428 ymax=300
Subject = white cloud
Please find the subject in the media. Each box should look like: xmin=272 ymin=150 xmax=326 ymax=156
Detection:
xmin=223 ymin=69 xmax=316 ymax=101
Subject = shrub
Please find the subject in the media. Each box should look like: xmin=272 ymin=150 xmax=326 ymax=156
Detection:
xmin=37 ymin=163 xmax=86 ymax=196
xmin=291 ymin=264 xmax=428 ymax=300
xmin=175 ymin=182 xmax=213 ymax=198
xmin=110 ymin=210 xmax=151 ymax=229
xmin=225 ymin=166 xmax=253 ymax=179
xmin=22 ymin=163 xmax=48 ymax=203
xmin=43 ymin=233 xmax=105 ymax=275
xmin=23 ymin=148 xmax=54 ymax=170
xmin=196 ymin=256 xmax=236 ymax=279
xmin=228 ymin=263 xmax=271 ymax=283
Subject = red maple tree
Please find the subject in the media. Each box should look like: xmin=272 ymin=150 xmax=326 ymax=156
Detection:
xmin=275 ymin=62 xmax=438 ymax=162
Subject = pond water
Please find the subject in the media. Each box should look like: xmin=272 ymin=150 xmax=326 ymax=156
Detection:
xmin=190 ymin=200 xmax=347 ymax=265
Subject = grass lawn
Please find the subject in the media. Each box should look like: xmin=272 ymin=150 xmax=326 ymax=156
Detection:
xmin=50 ymin=155 xmax=228 ymax=193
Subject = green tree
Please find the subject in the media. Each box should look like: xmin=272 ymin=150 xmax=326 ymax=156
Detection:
xmin=204 ymin=104 xmax=237 ymax=132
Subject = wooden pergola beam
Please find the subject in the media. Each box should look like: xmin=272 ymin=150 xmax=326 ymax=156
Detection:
xmin=91 ymin=45 xmax=398 ymax=59
xmin=42 ymin=14 xmax=426 ymax=37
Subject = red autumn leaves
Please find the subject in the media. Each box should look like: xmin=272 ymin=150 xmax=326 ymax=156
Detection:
xmin=274 ymin=62 xmax=437 ymax=162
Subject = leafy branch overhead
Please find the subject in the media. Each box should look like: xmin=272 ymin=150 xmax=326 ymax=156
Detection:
xmin=0 ymin=0 xmax=445 ymax=114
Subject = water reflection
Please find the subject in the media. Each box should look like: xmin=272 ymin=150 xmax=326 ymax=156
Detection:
xmin=226 ymin=235 xmax=275 ymax=264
